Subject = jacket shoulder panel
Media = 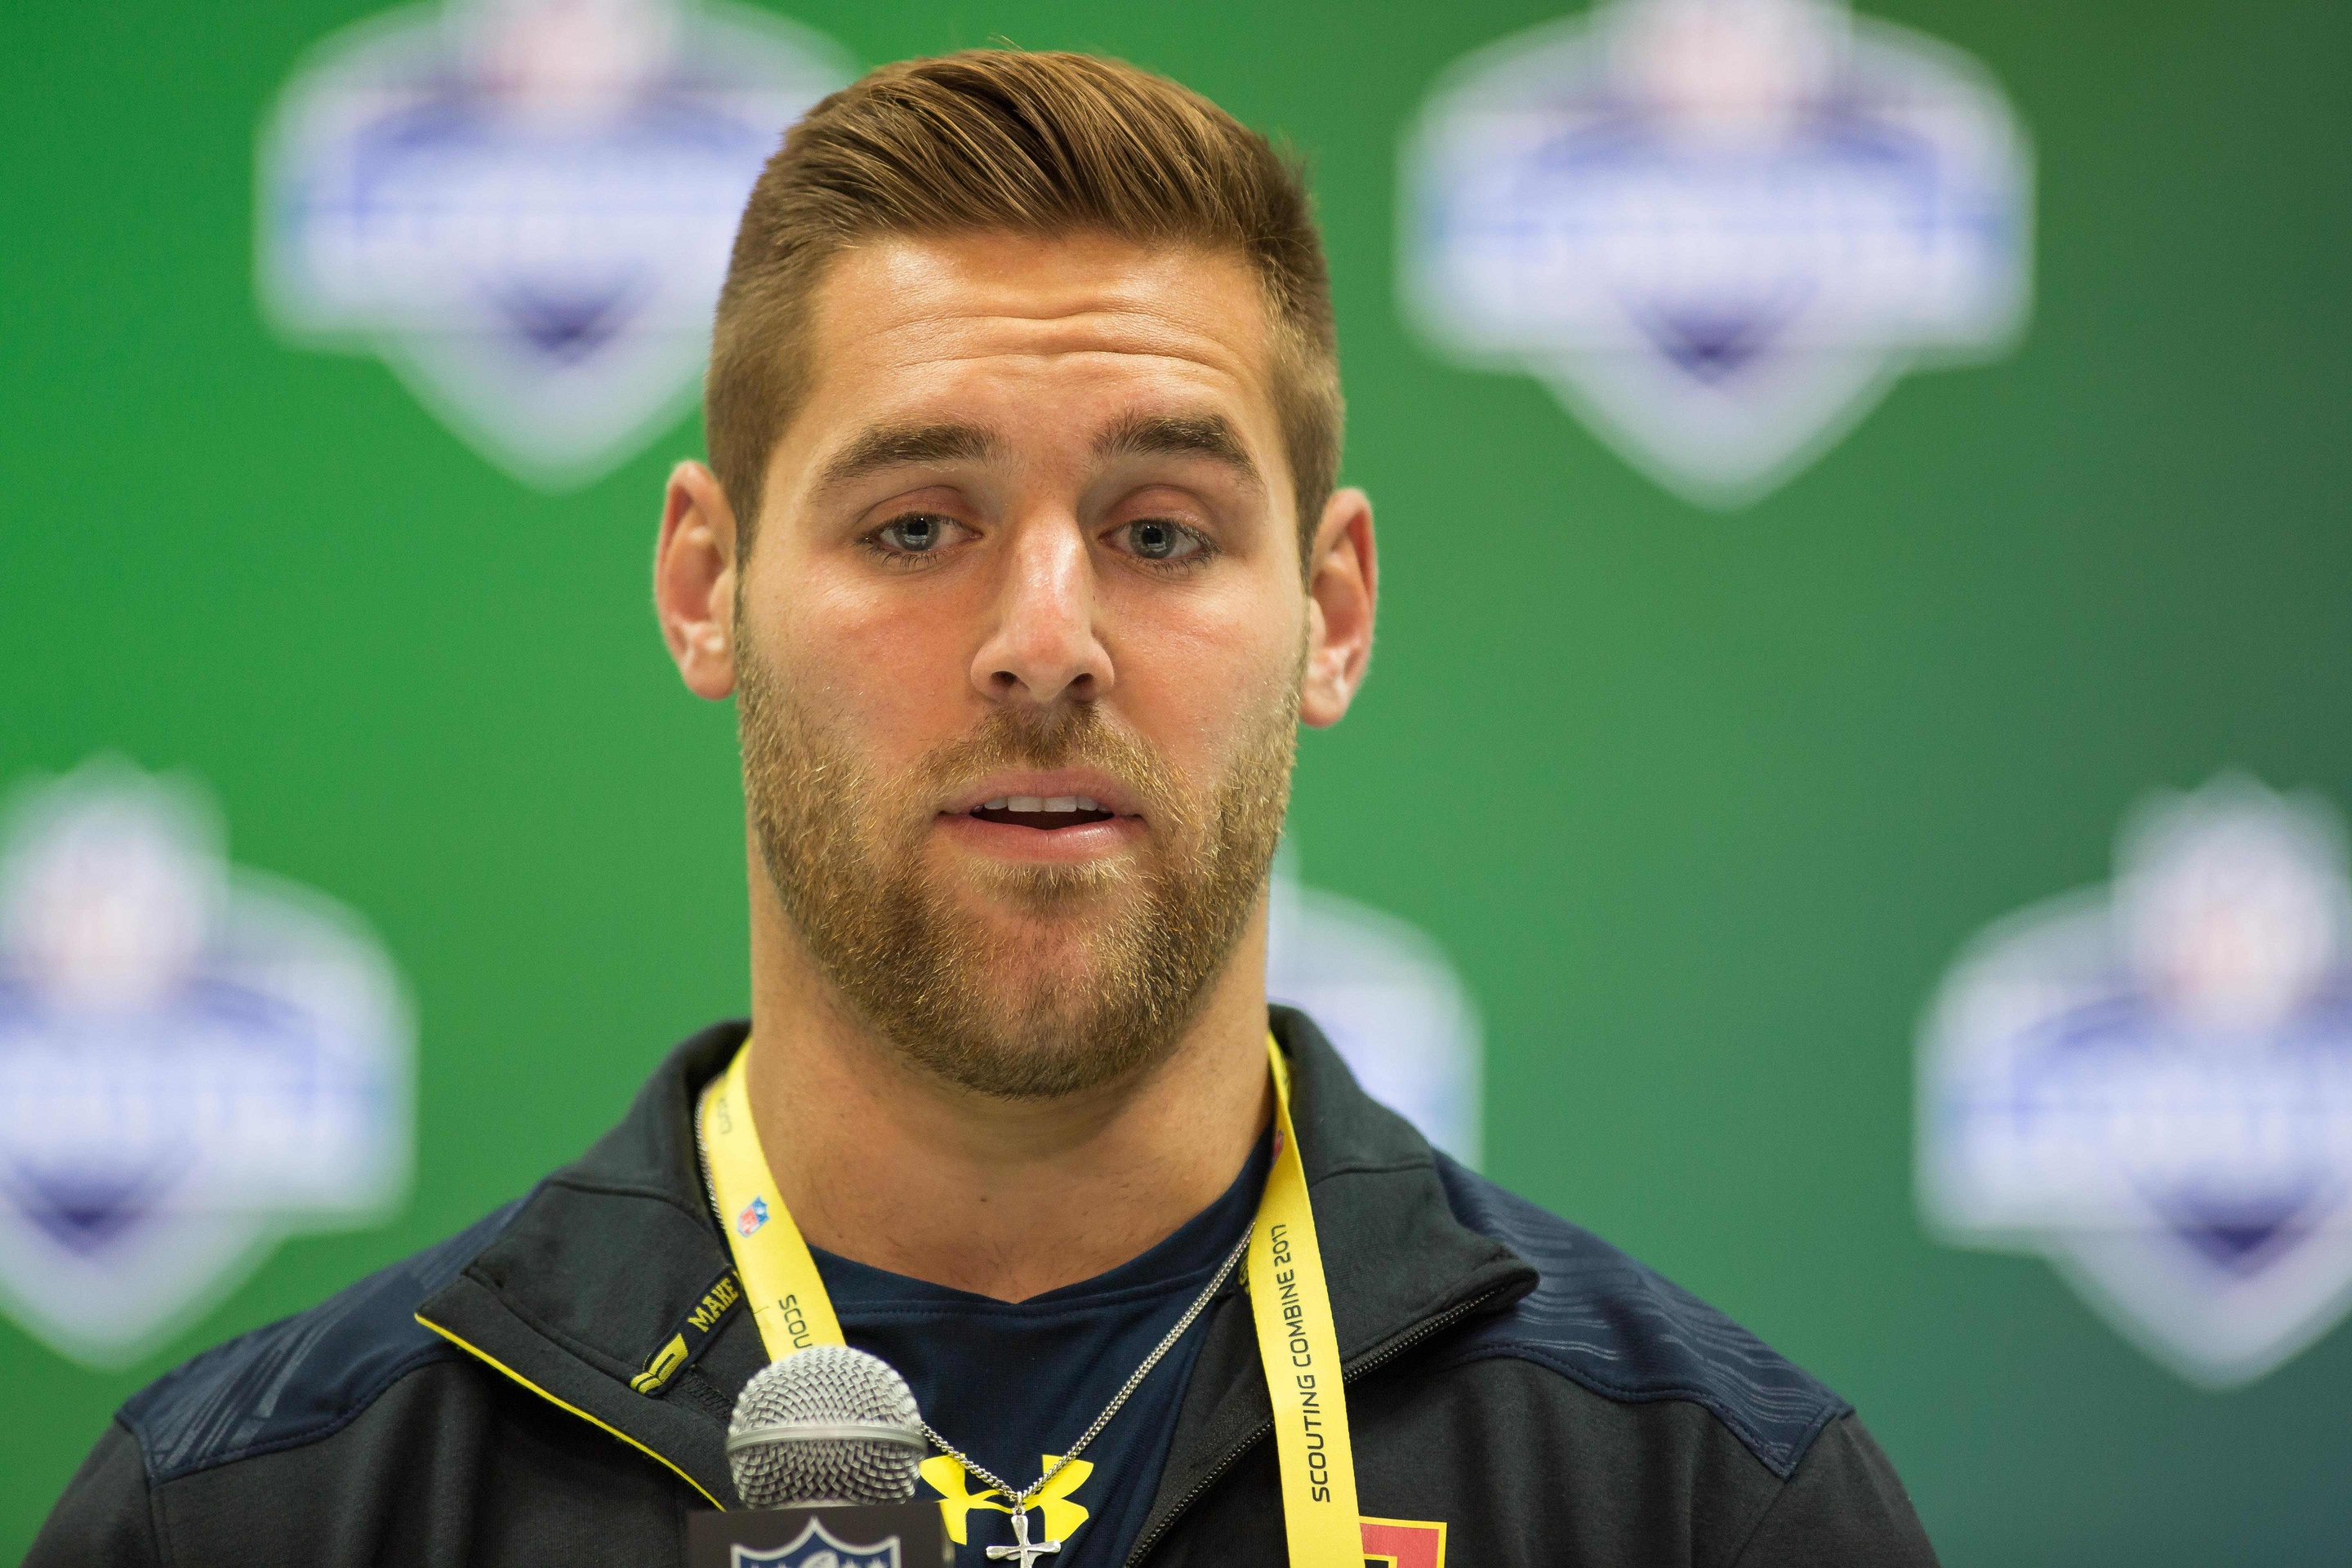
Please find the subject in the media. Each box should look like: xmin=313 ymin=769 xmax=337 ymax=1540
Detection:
xmin=1432 ymin=1156 xmax=1847 ymax=1479
xmin=120 ymin=1199 xmax=525 ymax=1485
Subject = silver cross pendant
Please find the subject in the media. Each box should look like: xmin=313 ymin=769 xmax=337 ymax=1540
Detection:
xmin=983 ymin=1508 xmax=1062 ymax=1568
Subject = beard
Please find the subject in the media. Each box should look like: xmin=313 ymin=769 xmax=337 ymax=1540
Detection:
xmin=737 ymin=643 xmax=1295 ymax=1100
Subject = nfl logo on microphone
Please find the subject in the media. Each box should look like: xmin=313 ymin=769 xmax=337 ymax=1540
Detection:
xmin=1919 ymin=776 xmax=2352 ymax=1387
xmin=729 ymin=1517 xmax=899 ymax=1568
xmin=689 ymin=1506 xmax=942 ymax=1568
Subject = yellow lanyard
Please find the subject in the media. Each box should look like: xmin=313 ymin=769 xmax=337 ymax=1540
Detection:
xmin=698 ymin=1034 xmax=1362 ymax=1566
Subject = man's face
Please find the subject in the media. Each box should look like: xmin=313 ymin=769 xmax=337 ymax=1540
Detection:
xmin=724 ymin=233 xmax=1329 ymax=1098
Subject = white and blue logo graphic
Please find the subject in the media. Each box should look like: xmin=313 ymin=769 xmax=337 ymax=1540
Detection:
xmin=259 ymin=0 xmax=849 ymax=488
xmin=1268 ymin=846 xmax=1483 ymax=1168
xmin=0 ymin=761 xmax=412 ymax=1365
xmin=732 ymin=1517 xmax=902 ymax=1568
xmin=1919 ymin=777 xmax=2352 ymax=1387
xmin=1402 ymin=0 xmax=2031 ymax=507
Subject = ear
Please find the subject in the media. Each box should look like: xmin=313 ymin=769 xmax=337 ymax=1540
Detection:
xmin=655 ymin=460 xmax=741 ymax=701
xmin=1298 ymin=487 xmax=1376 ymax=729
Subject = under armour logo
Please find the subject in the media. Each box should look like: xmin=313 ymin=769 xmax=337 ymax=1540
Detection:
xmin=917 ymin=1454 xmax=1093 ymax=1548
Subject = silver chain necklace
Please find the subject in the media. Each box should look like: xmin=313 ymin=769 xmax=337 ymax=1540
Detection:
xmin=693 ymin=1095 xmax=1249 ymax=1552
xmin=920 ymin=1229 xmax=1249 ymax=1535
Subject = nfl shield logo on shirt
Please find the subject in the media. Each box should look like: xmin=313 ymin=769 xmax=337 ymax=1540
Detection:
xmin=257 ymin=0 xmax=849 ymax=488
xmin=1918 ymin=776 xmax=2352 ymax=1387
xmin=0 ymin=760 xmax=412 ymax=1365
xmin=1401 ymin=0 xmax=2032 ymax=507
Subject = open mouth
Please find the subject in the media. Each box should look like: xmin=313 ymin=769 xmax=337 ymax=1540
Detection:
xmin=967 ymin=795 xmax=1118 ymax=831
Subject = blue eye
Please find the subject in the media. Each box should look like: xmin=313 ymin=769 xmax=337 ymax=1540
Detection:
xmin=1123 ymin=519 xmax=1199 ymax=561
xmin=879 ymin=515 xmax=947 ymax=552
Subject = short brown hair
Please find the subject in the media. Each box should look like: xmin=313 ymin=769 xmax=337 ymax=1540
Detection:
xmin=706 ymin=50 xmax=1342 ymax=559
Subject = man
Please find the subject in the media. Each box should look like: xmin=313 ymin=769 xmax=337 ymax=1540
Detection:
xmin=33 ymin=50 xmax=1937 ymax=1567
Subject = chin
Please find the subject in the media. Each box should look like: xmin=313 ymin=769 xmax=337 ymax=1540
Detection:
xmin=899 ymin=987 xmax=1178 ymax=1102
xmin=889 ymin=903 xmax=1199 ymax=1099
xmin=967 ymin=916 xmax=1129 ymax=995
xmin=952 ymin=857 xmax=1136 ymax=920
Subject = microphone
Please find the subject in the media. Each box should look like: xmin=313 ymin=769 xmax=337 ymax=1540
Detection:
xmin=691 ymin=1345 xmax=949 ymax=1567
xmin=725 ymin=1343 xmax=928 ymax=1507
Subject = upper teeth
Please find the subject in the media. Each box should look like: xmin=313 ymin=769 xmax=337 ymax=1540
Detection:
xmin=980 ymin=795 xmax=1102 ymax=813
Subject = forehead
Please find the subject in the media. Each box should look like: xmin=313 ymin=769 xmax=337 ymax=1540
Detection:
xmin=793 ymin=232 xmax=1281 ymax=446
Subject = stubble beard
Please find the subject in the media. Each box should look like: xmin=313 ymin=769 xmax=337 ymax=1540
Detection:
xmin=737 ymin=642 xmax=1296 ymax=1100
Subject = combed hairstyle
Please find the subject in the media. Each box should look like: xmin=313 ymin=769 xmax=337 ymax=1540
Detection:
xmin=706 ymin=49 xmax=1343 ymax=562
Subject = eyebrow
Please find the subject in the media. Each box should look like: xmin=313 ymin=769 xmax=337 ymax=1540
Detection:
xmin=817 ymin=421 xmax=1002 ymax=489
xmin=813 ymin=411 xmax=1263 ymax=493
xmin=1093 ymin=412 xmax=1264 ymax=492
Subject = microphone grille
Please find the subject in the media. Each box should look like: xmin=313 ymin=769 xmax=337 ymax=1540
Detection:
xmin=726 ymin=1344 xmax=926 ymax=1508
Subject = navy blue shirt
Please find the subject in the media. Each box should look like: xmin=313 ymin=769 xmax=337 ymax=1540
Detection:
xmin=814 ymin=1134 xmax=1269 ymax=1568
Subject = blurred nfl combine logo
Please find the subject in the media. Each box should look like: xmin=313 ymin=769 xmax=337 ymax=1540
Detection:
xmin=0 ymin=762 xmax=411 ymax=1365
xmin=258 ymin=0 xmax=849 ymax=488
xmin=1267 ymin=848 xmax=1482 ymax=1169
xmin=1919 ymin=777 xmax=2352 ymax=1387
xmin=1401 ymin=0 xmax=2031 ymax=507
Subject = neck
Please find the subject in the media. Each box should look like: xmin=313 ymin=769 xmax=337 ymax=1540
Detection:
xmin=738 ymin=862 xmax=1275 ymax=1303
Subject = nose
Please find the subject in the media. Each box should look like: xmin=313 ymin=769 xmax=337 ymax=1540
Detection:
xmin=970 ymin=515 xmax=1112 ymax=709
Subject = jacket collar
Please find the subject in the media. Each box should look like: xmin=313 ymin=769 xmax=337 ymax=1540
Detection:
xmin=416 ymin=1010 xmax=1536 ymax=1520
xmin=416 ymin=1020 xmax=750 ymax=1503
xmin=1125 ymin=1009 xmax=1535 ymax=1561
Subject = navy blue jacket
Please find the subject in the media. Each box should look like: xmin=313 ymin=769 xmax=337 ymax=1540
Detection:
xmin=29 ymin=1012 xmax=1936 ymax=1566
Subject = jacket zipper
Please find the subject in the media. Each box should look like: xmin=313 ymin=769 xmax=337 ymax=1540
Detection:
xmin=1121 ymin=1284 xmax=1513 ymax=1568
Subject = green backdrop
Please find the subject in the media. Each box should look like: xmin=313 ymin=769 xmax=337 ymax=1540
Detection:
xmin=5 ymin=0 xmax=2348 ymax=1560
